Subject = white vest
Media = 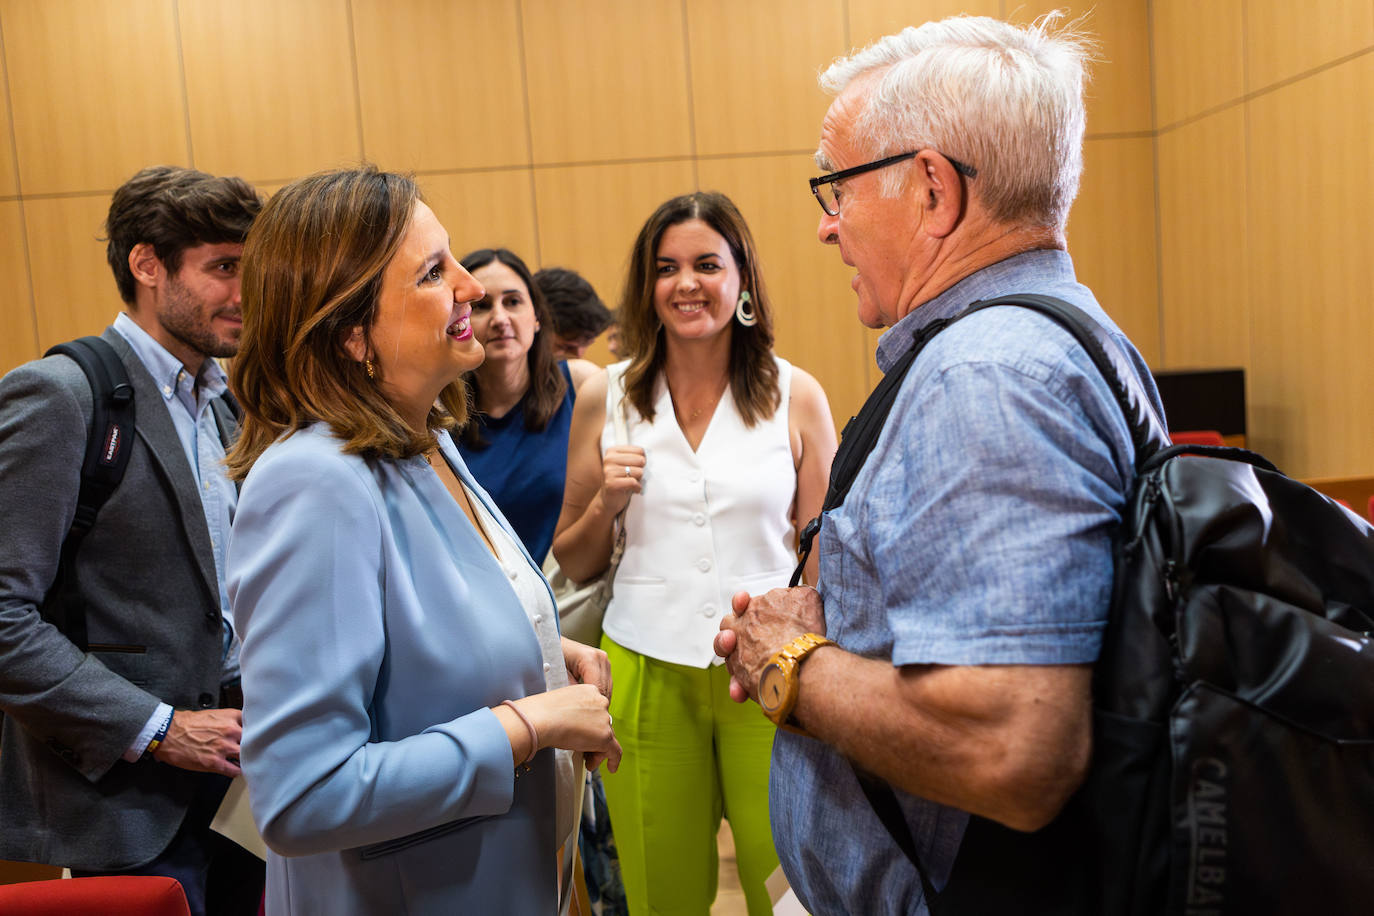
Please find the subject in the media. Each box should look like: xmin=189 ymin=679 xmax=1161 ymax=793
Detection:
xmin=601 ymin=357 xmax=796 ymax=667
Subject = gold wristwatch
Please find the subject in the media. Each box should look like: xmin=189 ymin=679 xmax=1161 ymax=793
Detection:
xmin=758 ymin=633 xmax=835 ymax=728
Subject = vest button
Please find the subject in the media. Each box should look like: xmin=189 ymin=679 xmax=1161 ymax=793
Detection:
xmin=697 ymin=558 xmax=712 ymax=572
xmin=701 ymin=604 xmax=716 ymax=617
xmin=693 ymin=513 xmax=706 ymax=526
xmin=197 ymin=693 xmax=215 ymax=708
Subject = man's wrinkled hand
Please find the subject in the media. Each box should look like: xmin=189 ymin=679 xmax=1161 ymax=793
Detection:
xmin=716 ymin=586 xmax=826 ymax=704
xmin=153 ymin=708 xmax=243 ymax=777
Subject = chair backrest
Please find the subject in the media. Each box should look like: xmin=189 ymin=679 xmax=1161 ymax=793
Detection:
xmin=1169 ymin=429 xmax=1226 ymax=447
xmin=0 ymin=875 xmax=191 ymax=916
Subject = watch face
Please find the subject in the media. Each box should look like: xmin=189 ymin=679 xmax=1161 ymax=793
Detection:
xmin=759 ymin=664 xmax=787 ymax=713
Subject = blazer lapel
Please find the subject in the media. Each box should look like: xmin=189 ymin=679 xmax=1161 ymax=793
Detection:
xmin=102 ymin=328 xmax=221 ymax=607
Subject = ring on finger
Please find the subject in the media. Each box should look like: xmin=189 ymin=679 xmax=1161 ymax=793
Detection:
xmin=624 ymin=466 xmax=632 ymax=477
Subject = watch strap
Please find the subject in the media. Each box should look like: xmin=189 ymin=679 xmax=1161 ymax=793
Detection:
xmin=763 ymin=633 xmax=835 ymax=726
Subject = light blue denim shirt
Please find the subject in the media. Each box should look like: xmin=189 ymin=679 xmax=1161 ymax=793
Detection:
xmin=770 ymin=249 xmax=1164 ymax=915
xmin=113 ymin=313 xmax=239 ymax=760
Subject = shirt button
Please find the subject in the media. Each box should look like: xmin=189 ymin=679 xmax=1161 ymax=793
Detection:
xmin=701 ymin=604 xmax=716 ymax=618
xmin=533 ymin=614 xmax=543 ymax=624
xmin=543 ymin=663 xmax=552 ymax=673
xmin=506 ymin=568 xmax=518 ymax=580
xmin=697 ymin=558 xmax=712 ymax=573
xmin=693 ymin=513 xmax=706 ymax=526
xmin=689 ymin=470 xmax=701 ymax=483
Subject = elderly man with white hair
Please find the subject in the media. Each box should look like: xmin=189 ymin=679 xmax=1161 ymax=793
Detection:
xmin=715 ymin=13 xmax=1165 ymax=915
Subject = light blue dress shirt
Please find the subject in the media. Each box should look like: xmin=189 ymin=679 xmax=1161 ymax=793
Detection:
xmin=112 ymin=313 xmax=239 ymax=761
xmin=770 ymin=250 xmax=1165 ymax=915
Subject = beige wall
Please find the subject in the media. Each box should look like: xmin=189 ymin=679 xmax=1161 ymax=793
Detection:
xmin=0 ymin=1 xmax=1365 ymax=477
xmin=1153 ymin=0 xmax=1374 ymax=478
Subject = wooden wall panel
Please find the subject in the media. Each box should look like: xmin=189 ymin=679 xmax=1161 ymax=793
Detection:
xmin=1157 ymin=109 xmax=1248 ymax=371
xmin=0 ymin=35 xmax=18 ymax=197
xmin=1010 ymin=1 xmax=1152 ymax=135
xmin=533 ymin=159 xmax=695 ymax=316
xmin=2 ymin=0 xmax=187 ymax=195
xmin=522 ymin=0 xmax=691 ymax=164
xmin=23 ymin=194 xmax=120 ymax=349
xmin=686 ymin=0 xmax=844 ymax=157
xmin=0 ymin=201 xmax=37 ymax=373
xmin=420 ymin=169 xmax=540 ymax=268
xmin=697 ymin=154 xmax=871 ymax=428
xmin=1067 ymin=137 xmax=1159 ymax=366
xmin=847 ymin=0 xmax=1000 ymax=51
xmin=1245 ymin=0 xmax=1374 ymax=91
xmin=1246 ymin=57 xmax=1374 ymax=477
xmin=352 ymin=0 xmax=528 ymax=173
xmin=179 ymin=0 xmax=360 ymax=183
xmin=1151 ymin=0 xmax=1244 ymax=127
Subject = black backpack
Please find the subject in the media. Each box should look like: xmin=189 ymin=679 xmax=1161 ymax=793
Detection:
xmin=39 ymin=336 xmax=240 ymax=652
xmin=40 ymin=337 xmax=137 ymax=652
xmin=793 ymin=294 xmax=1374 ymax=914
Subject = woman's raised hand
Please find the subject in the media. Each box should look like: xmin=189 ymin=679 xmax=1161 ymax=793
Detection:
xmin=599 ymin=445 xmax=646 ymax=516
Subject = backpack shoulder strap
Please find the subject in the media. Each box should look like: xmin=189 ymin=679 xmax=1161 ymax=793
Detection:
xmin=40 ymin=336 xmax=136 ymax=650
xmin=44 ymin=336 xmax=137 ymax=538
xmin=961 ymin=294 xmax=1169 ymax=465
xmin=788 ymin=316 xmax=953 ymax=586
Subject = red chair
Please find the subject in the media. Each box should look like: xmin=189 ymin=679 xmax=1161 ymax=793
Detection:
xmin=1169 ymin=429 xmax=1226 ymax=447
xmin=0 ymin=875 xmax=191 ymax=916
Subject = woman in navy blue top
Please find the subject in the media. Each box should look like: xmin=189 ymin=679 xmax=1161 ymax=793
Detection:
xmin=456 ymin=248 xmax=597 ymax=564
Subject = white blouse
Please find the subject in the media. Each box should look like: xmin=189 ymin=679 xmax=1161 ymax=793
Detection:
xmin=600 ymin=357 xmax=798 ymax=668
xmin=468 ymin=489 xmax=581 ymax=854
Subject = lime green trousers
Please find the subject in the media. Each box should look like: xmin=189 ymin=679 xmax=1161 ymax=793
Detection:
xmin=600 ymin=635 xmax=780 ymax=916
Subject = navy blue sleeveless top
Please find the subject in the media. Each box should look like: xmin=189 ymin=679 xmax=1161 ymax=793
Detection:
xmin=458 ymin=362 xmax=576 ymax=563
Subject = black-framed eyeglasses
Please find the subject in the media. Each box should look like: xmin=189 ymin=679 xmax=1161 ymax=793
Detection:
xmin=808 ymin=150 xmax=977 ymax=216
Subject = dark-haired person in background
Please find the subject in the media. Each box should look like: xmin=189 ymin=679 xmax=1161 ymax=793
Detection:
xmin=462 ymin=250 xmax=628 ymax=914
xmin=554 ymin=191 xmax=836 ymax=915
xmin=458 ymin=249 xmax=599 ymax=565
xmin=0 ymin=165 xmax=264 ymax=915
xmin=534 ymin=266 xmax=615 ymax=362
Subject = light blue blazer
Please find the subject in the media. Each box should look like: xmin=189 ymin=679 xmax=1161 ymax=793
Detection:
xmin=228 ymin=423 xmax=557 ymax=915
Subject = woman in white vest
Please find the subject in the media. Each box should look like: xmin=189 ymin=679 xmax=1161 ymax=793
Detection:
xmin=553 ymin=191 xmax=836 ymax=915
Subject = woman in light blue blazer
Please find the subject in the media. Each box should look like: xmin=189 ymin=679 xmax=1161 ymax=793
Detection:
xmin=224 ymin=167 xmax=621 ymax=915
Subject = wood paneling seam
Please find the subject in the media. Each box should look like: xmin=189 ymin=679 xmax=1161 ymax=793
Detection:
xmin=1147 ymin=0 xmax=1165 ymax=367
xmin=1157 ymin=45 xmax=1374 ymax=136
xmin=0 ymin=6 xmax=39 ymax=359
xmin=515 ymin=0 xmax=541 ymax=265
xmin=679 ymin=0 xmax=698 ymax=189
xmin=1085 ymin=130 xmax=1154 ymax=141
xmin=344 ymin=0 xmax=367 ymax=159
xmin=172 ymin=0 xmax=195 ymax=165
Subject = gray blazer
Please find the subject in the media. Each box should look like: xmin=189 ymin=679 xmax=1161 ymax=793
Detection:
xmin=0 ymin=327 xmax=230 ymax=870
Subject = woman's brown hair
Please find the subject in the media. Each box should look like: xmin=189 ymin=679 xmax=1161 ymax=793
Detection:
xmin=225 ymin=166 xmax=468 ymax=480
xmin=457 ymin=248 xmax=566 ymax=449
xmin=620 ymin=191 xmax=779 ymax=426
